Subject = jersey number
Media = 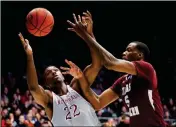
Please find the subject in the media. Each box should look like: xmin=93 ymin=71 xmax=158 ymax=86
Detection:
xmin=64 ymin=104 xmax=80 ymax=120
xmin=124 ymin=95 xmax=130 ymax=107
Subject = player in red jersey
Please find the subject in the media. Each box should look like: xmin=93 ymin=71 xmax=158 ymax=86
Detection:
xmin=67 ymin=13 xmax=166 ymax=127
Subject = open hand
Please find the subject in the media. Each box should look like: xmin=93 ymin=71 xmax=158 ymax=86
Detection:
xmin=60 ymin=59 xmax=83 ymax=79
xmin=82 ymin=10 xmax=93 ymax=36
xmin=67 ymin=13 xmax=87 ymax=38
xmin=18 ymin=32 xmax=33 ymax=56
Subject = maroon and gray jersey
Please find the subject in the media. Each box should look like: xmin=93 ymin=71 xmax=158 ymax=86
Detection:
xmin=111 ymin=60 xmax=166 ymax=127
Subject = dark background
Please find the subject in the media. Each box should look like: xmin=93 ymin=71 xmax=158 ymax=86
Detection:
xmin=2 ymin=1 xmax=176 ymax=98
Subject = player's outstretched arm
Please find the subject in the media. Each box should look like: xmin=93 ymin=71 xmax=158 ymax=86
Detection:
xmin=69 ymin=11 xmax=103 ymax=86
xmin=60 ymin=59 xmax=119 ymax=110
xmin=18 ymin=33 xmax=50 ymax=108
xmin=67 ymin=14 xmax=137 ymax=75
xmin=82 ymin=11 xmax=102 ymax=86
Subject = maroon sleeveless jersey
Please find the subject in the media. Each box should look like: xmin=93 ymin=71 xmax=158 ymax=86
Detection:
xmin=111 ymin=60 xmax=166 ymax=127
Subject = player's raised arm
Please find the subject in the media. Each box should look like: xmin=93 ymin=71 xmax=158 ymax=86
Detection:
xmin=69 ymin=11 xmax=103 ymax=87
xmin=60 ymin=59 xmax=119 ymax=110
xmin=18 ymin=33 xmax=49 ymax=107
xmin=67 ymin=14 xmax=137 ymax=75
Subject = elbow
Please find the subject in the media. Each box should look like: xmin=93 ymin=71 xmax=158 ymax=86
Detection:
xmin=93 ymin=100 xmax=103 ymax=111
xmin=28 ymin=85 xmax=39 ymax=92
xmin=104 ymin=62 xmax=113 ymax=70
xmin=28 ymin=88 xmax=37 ymax=93
xmin=94 ymin=105 xmax=102 ymax=111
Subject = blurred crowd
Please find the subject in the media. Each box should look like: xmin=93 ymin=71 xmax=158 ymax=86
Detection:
xmin=1 ymin=71 xmax=176 ymax=127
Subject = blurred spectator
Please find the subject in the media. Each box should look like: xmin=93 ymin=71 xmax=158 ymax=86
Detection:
xmin=18 ymin=115 xmax=28 ymax=127
xmin=103 ymin=118 xmax=117 ymax=127
xmin=2 ymin=87 xmax=9 ymax=99
xmin=25 ymin=112 xmax=35 ymax=127
xmin=168 ymin=98 xmax=175 ymax=111
xmin=92 ymin=83 xmax=104 ymax=95
xmin=164 ymin=111 xmax=173 ymax=126
xmin=9 ymin=113 xmax=17 ymax=126
xmin=117 ymin=106 xmax=130 ymax=127
xmin=171 ymin=106 xmax=176 ymax=119
xmin=163 ymin=104 xmax=169 ymax=112
xmin=21 ymin=90 xmax=30 ymax=105
xmin=164 ymin=111 xmax=171 ymax=119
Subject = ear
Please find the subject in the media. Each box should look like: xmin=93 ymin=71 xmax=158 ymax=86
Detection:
xmin=138 ymin=53 xmax=144 ymax=59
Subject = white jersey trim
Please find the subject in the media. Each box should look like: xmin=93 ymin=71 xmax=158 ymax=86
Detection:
xmin=148 ymin=90 xmax=155 ymax=110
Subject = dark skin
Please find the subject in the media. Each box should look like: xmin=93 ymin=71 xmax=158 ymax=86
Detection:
xmin=67 ymin=14 xmax=144 ymax=110
xmin=18 ymin=11 xmax=103 ymax=120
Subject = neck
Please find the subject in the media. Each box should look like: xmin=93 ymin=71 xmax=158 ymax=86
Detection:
xmin=53 ymin=82 xmax=68 ymax=96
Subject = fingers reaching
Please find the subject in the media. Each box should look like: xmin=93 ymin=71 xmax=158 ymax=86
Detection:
xmin=65 ymin=59 xmax=75 ymax=68
xmin=60 ymin=66 xmax=70 ymax=71
xmin=83 ymin=10 xmax=92 ymax=18
xmin=82 ymin=11 xmax=93 ymax=24
xmin=18 ymin=32 xmax=29 ymax=50
xmin=25 ymin=39 xmax=29 ymax=44
xmin=67 ymin=20 xmax=75 ymax=27
xmin=82 ymin=17 xmax=87 ymax=26
xmin=67 ymin=13 xmax=89 ymax=34
xmin=78 ymin=15 xmax=81 ymax=22
xmin=83 ymin=12 xmax=89 ymax=18
xmin=61 ymin=59 xmax=82 ymax=78
xmin=67 ymin=28 xmax=75 ymax=32
xmin=62 ymin=71 xmax=70 ymax=75
xmin=73 ymin=13 xmax=78 ymax=24
xmin=18 ymin=32 xmax=23 ymax=39
xmin=60 ymin=66 xmax=70 ymax=75
xmin=18 ymin=32 xmax=25 ymax=44
xmin=86 ymin=10 xmax=92 ymax=18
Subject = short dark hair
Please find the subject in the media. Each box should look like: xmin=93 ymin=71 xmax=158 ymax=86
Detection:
xmin=133 ymin=41 xmax=150 ymax=61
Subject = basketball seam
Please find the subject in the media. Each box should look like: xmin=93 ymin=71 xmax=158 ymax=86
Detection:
xmin=39 ymin=22 xmax=54 ymax=36
xmin=27 ymin=17 xmax=53 ymax=34
xmin=34 ymin=9 xmax=48 ymax=36
xmin=27 ymin=14 xmax=38 ymax=30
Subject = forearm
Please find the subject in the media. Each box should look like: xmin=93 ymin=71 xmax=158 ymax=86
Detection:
xmin=81 ymin=32 xmax=118 ymax=68
xmin=81 ymin=33 xmax=136 ymax=74
xmin=26 ymin=55 xmax=40 ymax=91
xmin=78 ymin=75 xmax=101 ymax=110
xmin=90 ymin=33 xmax=96 ymax=41
xmin=82 ymin=31 xmax=103 ymax=86
xmin=84 ymin=33 xmax=102 ymax=67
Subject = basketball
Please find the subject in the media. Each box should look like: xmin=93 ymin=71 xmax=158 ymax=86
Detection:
xmin=26 ymin=8 xmax=54 ymax=37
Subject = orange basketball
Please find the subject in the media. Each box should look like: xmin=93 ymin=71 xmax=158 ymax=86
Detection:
xmin=26 ymin=8 xmax=54 ymax=37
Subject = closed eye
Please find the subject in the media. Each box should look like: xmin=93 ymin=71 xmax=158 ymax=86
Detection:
xmin=126 ymin=47 xmax=132 ymax=52
xmin=45 ymin=70 xmax=51 ymax=76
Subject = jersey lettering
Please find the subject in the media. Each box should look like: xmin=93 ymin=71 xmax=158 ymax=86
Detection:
xmin=124 ymin=95 xmax=140 ymax=116
xmin=129 ymin=106 xmax=140 ymax=116
xmin=122 ymin=83 xmax=131 ymax=95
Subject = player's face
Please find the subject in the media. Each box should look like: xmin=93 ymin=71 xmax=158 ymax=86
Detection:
xmin=122 ymin=42 xmax=141 ymax=61
xmin=44 ymin=66 xmax=64 ymax=87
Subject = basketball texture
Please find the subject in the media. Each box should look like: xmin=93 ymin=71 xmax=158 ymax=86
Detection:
xmin=26 ymin=8 xmax=54 ymax=37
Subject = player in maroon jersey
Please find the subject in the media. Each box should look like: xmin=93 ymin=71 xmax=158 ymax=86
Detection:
xmin=67 ymin=13 xmax=166 ymax=127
